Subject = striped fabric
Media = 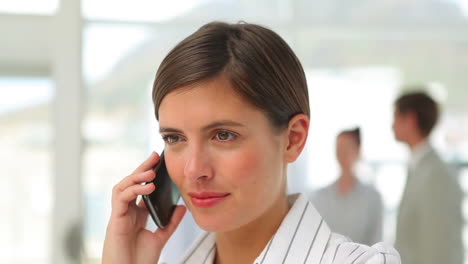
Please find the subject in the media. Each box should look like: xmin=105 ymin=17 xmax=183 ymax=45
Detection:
xmin=180 ymin=194 xmax=400 ymax=264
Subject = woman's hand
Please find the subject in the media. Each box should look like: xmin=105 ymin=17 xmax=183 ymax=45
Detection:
xmin=102 ymin=152 xmax=186 ymax=264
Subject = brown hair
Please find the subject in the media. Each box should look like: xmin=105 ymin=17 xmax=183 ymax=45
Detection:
xmin=339 ymin=127 xmax=361 ymax=147
xmin=395 ymin=89 xmax=439 ymax=137
xmin=152 ymin=22 xmax=309 ymax=131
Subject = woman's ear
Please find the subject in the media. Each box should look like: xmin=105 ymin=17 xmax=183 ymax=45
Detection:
xmin=284 ymin=114 xmax=309 ymax=163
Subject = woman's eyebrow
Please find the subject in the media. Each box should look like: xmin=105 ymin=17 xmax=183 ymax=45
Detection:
xmin=159 ymin=120 xmax=245 ymax=133
xmin=202 ymin=120 xmax=245 ymax=131
xmin=159 ymin=127 xmax=182 ymax=133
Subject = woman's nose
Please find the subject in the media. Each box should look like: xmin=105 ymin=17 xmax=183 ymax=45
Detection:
xmin=183 ymin=145 xmax=214 ymax=182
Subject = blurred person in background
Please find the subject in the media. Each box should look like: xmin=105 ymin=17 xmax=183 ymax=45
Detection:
xmin=102 ymin=22 xmax=400 ymax=264
xmin=392 ymin=89 xmax=463 ymax=264
xmin=312 ymin=127 xmax=383 ymax=245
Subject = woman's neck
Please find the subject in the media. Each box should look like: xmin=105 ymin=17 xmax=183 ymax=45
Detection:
xmin=337 ymin=169 xmax=356 ymax=196
xmin=214 ymin=193 xmax=289 ymax=264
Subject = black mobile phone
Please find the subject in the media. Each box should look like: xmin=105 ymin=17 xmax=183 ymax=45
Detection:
xmin=142 ymin=151 xmax=180 ymax=229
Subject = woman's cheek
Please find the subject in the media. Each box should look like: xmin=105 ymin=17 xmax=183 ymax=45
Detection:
xmin=223 ymin=148 xmax=264 ymax=184
xmin=165 ymin=152 xmax=185 ymax=188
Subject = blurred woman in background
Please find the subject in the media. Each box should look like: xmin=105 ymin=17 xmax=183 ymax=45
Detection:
xmin=312 ymin=128 xmax=383 ymax=245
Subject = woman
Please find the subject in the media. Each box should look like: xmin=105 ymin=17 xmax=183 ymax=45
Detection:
xmin=102 ymin=22 xmax=400 ymax=264
xmin=312 ymin=128 xmax=383 ymax=245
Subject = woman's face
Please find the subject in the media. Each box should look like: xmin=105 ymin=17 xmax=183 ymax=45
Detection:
xmin=158 ymin=75 xmax=288 ymax=232
xmin=336 ymin=133 xmax=359 ymax=170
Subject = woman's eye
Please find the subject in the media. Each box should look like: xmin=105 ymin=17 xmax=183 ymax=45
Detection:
xmin=162 ymin=135 xmax=182 ymax=144
xmin=215 ymin=131 xmax=237 ymax=141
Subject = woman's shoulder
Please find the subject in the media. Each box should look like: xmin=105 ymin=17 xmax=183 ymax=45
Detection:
xmin=322 ymin=233 xmax=400 ymax=264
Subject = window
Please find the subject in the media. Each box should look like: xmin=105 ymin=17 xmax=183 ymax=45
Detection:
xmin=0 ymin=0 xmax=59 ymax=15
xmin=82 ymin=0 xmax=290 ymax=23
xmin=0 ymin=77 xmax=54 ymax=264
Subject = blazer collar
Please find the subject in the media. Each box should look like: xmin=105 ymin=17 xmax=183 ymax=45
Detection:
xmin=254 ymin=193 xmax=331 ymax=264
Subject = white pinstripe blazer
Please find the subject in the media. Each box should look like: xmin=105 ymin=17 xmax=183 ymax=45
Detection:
xmin=179 ymin=194 xmax=400 ymax=264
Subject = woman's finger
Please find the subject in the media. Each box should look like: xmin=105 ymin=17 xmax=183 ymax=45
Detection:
xmin=112 ymin=183 xmax=156 ymax=217
xmin=137 ymin=197 xmax=147 ymax=209
xmin=113 ymin=170 xmax=155 ymax=195
xmin=154 ymin=205 xmax=187 ymax=244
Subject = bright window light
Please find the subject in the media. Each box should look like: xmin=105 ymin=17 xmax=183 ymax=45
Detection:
xmin=0 ymin=78 xmax=54 ymax=115
xmin=0 ymin=76 xmax=53 ymax=264
xmin=0 ymin=0 xmax=59 ymax=15
xmin=83 ymin=24 xmax=151 ymax=83
xmin=305 ymin=67 xmax=403 ymax=188
xmin=82 ymin=0 xmax=216 ymax=22
xmin=454 ymin=0 xmax=468 ymax=17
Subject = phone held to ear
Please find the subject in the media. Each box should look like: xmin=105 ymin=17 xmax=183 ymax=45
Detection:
xmin=142 ymin=151 xmax=181 ymax=229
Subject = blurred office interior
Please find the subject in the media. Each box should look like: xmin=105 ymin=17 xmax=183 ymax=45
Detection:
xmin=1 ymin=0 xmax=468 ymax=263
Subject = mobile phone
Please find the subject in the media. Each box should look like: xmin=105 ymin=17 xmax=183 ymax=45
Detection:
xmin=142 ymin=151 xmax=180 ymax=229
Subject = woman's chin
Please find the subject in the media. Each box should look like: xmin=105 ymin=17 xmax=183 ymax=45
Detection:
xmin=193 ymin=215 xmax=228 ymax=232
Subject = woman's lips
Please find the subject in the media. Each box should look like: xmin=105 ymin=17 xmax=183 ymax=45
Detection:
xmin=188 ymin=192 xmax=230 ymax=208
